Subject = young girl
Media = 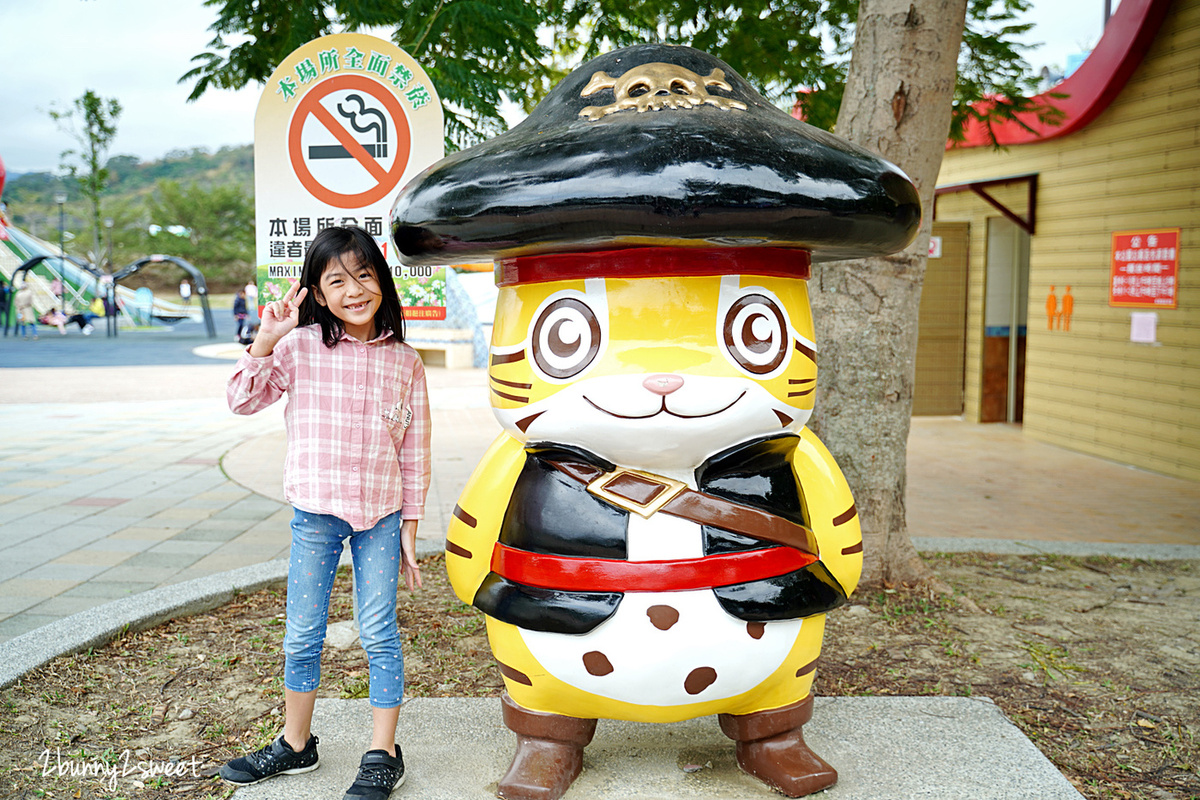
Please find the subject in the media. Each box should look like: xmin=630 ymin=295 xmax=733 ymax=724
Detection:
xmin=221 ymin=226 xmax=431 ymax=800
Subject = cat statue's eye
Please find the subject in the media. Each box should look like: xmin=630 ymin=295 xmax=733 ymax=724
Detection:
xmin=531 ymin=297 xmax=602 ymax=379
xmin=722 ymin=293 xmax=789 ymax=376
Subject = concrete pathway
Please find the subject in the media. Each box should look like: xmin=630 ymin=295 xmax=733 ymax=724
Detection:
xmin=234 ymin=697 xmax=1083 ymax=800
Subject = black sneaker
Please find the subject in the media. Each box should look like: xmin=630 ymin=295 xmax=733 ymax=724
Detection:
xmin=219 ymin=734 xmax=319 ymax=785
xmin=343 ymin=746 xmax=405 ymax=800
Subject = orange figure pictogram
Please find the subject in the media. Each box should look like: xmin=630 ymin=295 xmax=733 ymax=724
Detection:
xmin=1046 ymin=285 xmax=1058 ymax=330
xmin=1060 ymin=285 xmax=1074 ymax=331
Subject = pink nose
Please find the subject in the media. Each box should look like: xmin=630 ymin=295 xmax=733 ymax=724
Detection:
xmin=644 ymin=374 xmax=684 ymax=395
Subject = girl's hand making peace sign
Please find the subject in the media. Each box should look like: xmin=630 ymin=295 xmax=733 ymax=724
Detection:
xmin=248 ymin=281 xmax=309 ymax=357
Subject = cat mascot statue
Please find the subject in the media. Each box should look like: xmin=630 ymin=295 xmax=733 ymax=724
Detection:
xmin=390 ymin=43 xmax=920 ymax=800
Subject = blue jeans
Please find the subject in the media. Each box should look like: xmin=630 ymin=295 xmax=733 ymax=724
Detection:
xmin=283 ymin=508 xmax=406 ymax=708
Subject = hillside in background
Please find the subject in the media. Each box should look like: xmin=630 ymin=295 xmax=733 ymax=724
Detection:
xmin=3 ymin=145 xmax=255 ymax=293
xmin=6 ymin=145 xmax=253 ymax=206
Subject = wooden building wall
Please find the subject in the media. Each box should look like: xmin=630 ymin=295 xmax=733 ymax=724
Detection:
xmin=934 ymin=0 xmax=1200 ymax=481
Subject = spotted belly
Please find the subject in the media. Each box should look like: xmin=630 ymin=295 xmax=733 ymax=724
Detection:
xmin=520 ymin=587 xmax=802 ymax=706
xmin=519 ymin=506 xmax=808 ymax=708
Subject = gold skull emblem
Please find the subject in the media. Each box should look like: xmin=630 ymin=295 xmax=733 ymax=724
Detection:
xmin=578 ymin=62 xmax=748 ymax=121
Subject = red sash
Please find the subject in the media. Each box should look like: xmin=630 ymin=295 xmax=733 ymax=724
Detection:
xmin=490 ymin=542 xmax=817 ymax=593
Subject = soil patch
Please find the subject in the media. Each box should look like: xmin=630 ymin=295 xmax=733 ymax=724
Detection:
xmin=1 ymin=552 xmax=1196 ymax=799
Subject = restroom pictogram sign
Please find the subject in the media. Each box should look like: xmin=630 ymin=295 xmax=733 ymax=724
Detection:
xmin=288 ymin=74 xmax=412 ymax=208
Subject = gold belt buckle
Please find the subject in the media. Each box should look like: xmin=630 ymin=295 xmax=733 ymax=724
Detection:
xmin=586 ymin=467 xmax=689 ymax=519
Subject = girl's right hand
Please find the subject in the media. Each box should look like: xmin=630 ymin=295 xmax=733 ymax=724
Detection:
xmin=252 ymin=282 xmax=309 ymax=355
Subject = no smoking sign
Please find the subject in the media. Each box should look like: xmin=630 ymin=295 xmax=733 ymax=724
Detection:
xmin=289 ymin=74 xmax=413 ymax=208
xmin=255 ymin=33 xmax=445 ymax=319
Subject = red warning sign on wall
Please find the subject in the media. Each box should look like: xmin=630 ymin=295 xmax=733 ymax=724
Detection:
xmin=1110 ymin=228 xmax=1180 ymax=309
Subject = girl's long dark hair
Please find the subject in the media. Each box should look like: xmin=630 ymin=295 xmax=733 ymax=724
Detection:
xmin=298 ymin=226 xmax=406 ymax=348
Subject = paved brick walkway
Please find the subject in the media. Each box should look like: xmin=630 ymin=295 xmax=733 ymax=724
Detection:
xmin=0 ymin=355 xmax=498 ymax=643
xmin=0 ymin=395 xmax=289 ymax=640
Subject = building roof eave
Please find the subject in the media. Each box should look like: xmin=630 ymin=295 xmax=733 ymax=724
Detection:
xmin=950 ymin=0 xmax=1173 ymax=150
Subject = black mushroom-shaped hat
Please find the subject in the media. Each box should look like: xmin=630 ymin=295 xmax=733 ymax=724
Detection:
xmin=390 ymin=43 xmax=921 ymax=268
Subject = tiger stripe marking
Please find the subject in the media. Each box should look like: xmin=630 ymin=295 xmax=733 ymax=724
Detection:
xmin=490 ymin=350 xmax=526 ymax=365
xmin=491 ymin=387 xmax=530 ymax=404
xmin=498 ymin=662 xmax=533 ymax=686
xmin=516 ymin=412 xmax=545 ymax=433
xmin=841 ymin=541 xmax=864 ymax=555
xmin=446 ymin=540 xmax=473 ymax=559
xmin=794 ymin=339 xmax=817 ymax=362
xmin=453 ymin=505 xmax=478 ymax=528
xmin=833 ymin=503 xmax=857 ymax=526
xmin=491 ymin=376 xmax=533 ymax=390
xmin=795 ymin=658 xmax=818 ymax=677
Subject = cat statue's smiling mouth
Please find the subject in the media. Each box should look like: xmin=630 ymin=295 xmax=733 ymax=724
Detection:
xmin=583 ymin=391 xmax=746 ymax=420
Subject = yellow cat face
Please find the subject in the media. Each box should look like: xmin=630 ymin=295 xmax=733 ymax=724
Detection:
xmin=488 ymin=273 xmax=818 ymax=471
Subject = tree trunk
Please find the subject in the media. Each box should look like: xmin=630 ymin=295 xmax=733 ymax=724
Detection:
xmin=809 ymin=0 xmax=967 ymax=588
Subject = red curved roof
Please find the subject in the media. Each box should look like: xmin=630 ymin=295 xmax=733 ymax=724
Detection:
xmin=953 ymin=0 xmax=1173 ymax=148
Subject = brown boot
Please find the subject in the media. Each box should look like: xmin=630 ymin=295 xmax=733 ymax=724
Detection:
xmin=496 ymin=693 xmax=597 ymax=800
xmin=718 ymin=696 xmax=837 ymax=797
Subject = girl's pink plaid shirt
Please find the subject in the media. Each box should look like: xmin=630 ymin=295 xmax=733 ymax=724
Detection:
xmin=227 ymin=324 xmax=431 ymax=531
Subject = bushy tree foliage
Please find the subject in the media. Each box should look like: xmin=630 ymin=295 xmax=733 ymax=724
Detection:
xmin=185 ymin=0 xmax=1053 ymax=146
xmin=183 ymin=0 xmax=550 ymax=148
xmin=546 ymin=0 xmax=1054 ymax=136
xmin=145 ymin=181 xmax=255 ymax=286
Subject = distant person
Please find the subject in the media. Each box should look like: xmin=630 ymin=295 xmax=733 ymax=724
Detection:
xmin=233 ymin=289 xmax=250 ymax=343
xmin=180 ymin=279 xmax=192 ymax=305
xmin=66 ymin=303 xmax=97 ymax=335
xmin=50 ymin=276 xmax=64 ymax=304
xmin=43 ymin=308 xmax=68 ymax=335
xmin=15 ymin=282 xmax=37 ymax=340
xmin=90 ymin=296 xmax=106 ymax=318
xmin=0 ymin=279 xmax=10 ymax=319
xmin=221 ymin=226 xmax=429 ymax=799
xmin=244 ymin=279 xmax=260 ymax=326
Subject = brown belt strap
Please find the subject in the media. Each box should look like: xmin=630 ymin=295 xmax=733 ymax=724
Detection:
xmin=547 ymin=459 xmax=817 ymax=557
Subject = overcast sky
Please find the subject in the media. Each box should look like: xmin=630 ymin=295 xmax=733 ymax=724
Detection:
xmin=0 ymin=0 xmax=1114 ymax=175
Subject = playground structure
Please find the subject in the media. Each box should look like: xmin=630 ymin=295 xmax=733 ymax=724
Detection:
xmin=0 ymin=214 xmax=217 ymax=339
xmin=0 ymin=152 xmax=492 ymax=353
xmin=0 ymin=149 xmax=216 ymax=338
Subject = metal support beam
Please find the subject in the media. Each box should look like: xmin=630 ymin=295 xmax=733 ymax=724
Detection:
xmin=934 ymin=173 xmax=1038 ymax=235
